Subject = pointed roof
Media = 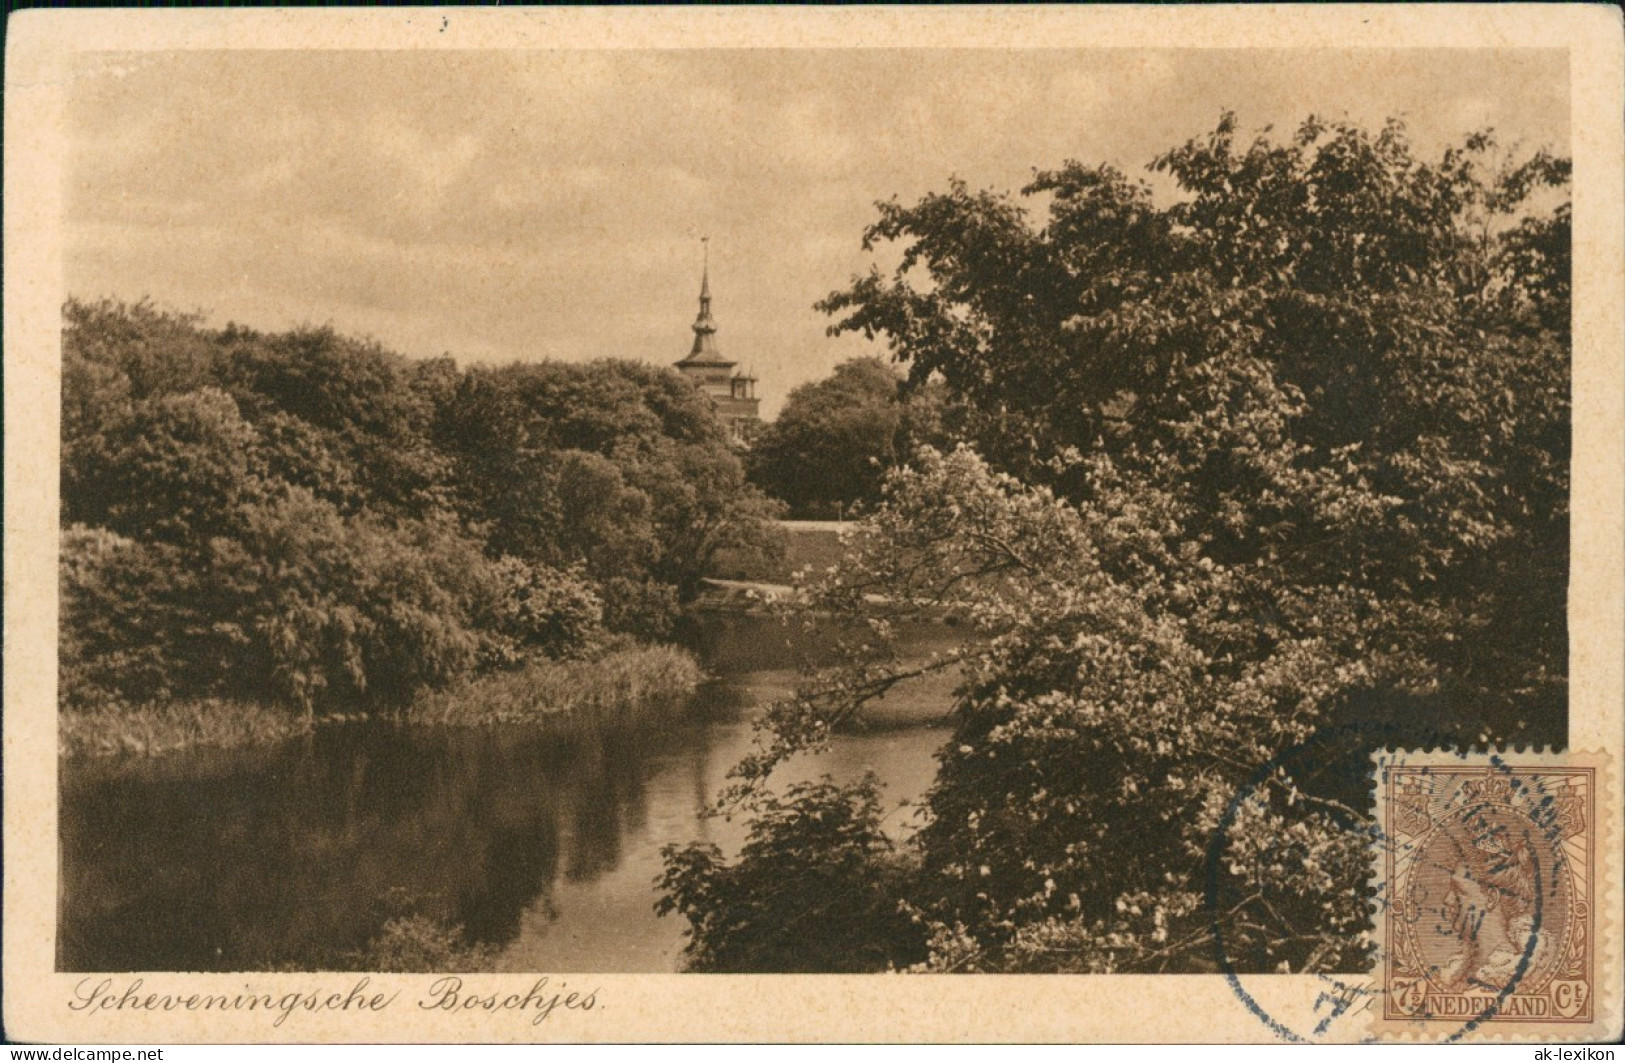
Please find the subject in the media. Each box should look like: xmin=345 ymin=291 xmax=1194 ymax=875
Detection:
xmin=677 ymin=238 xmax=735 ymax=368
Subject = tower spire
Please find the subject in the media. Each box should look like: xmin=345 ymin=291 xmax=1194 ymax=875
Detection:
xmin=701 ymin=236 xmax=710 ymax=301
xmin=671 ymin=238 xmax=761 ymax=445
xmin=685 ymin=237 xmax=724 ymax=363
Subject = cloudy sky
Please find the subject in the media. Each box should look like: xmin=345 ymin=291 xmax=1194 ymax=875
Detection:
xmin=67 ymin=48 xmax=1567 ymax=416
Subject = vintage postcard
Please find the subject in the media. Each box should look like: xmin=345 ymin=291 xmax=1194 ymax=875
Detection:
xmin=5 ymin=5 xmax=1621 ymax=1044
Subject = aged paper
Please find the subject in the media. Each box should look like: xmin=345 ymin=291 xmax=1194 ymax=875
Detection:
xmin=5 ymin=5 xmax=1622 ymax=1044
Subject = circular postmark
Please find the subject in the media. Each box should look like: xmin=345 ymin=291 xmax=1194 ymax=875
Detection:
xmin=1203 ymin=723 xmax=1573 ymax=1043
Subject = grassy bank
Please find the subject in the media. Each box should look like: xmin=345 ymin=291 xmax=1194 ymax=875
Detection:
xmin=406 ymin=643 xmax=702 ymax=727
xmin=60 ymin=699 xmax=315 ymax=759
xmin=62 ymin=644 xmax=704 ymax=758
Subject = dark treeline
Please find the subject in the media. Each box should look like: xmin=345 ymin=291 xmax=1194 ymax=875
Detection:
xmin=60 ymin=299 xmax=780 ymax=718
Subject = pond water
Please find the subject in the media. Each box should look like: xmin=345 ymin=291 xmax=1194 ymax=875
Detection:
xmin=57 ymin=614 xmax=962 ymax=973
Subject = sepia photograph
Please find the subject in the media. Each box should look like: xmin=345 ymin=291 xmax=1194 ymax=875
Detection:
xmin=5 ymin=6 xmax=1622 ymax=1045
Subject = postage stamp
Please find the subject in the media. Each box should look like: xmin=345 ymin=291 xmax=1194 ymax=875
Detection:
xmin=1371 ymin=750 xmax=1615 ymax=1041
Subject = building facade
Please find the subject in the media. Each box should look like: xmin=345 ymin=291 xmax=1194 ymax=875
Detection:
xmin=673 ymin=256 xmax=761 ymax=446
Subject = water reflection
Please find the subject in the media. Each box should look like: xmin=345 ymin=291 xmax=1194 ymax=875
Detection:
xmin=58 ymin=615 xmax=959 ymax=972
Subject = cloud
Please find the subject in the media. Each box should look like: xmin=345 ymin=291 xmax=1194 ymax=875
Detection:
xmin=66 ymin=48 xmax=1569 ymax=416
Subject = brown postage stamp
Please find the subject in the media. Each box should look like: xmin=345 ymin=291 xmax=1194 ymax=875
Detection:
xmin=1372 ymin=751 xmax=1615 ymax=1041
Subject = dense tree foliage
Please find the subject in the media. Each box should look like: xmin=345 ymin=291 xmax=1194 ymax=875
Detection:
xmin=745 ymin=357 xmax=950 ymax=518
xmin=434 ymin=360 xmax=783 ymax=634
xmin=60 ymin=299 xmax=778 ymax=713
xmin=661 ymin=116 xmax=1571 ymax=974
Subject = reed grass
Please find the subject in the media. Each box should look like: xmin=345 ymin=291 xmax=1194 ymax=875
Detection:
xmin=60 ymin=698 xmax=314 ymax=759
xmin=406 ymin=643 xmax=703 ymax=727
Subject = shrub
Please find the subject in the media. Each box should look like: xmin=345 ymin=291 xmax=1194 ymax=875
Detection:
xmin=350 ymin=915 xmax=498 ymax=973
xmin=479 ymin=556 xmax=605 ymax=667
xmin=657 ymin=776 xmax=927 ymax=972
